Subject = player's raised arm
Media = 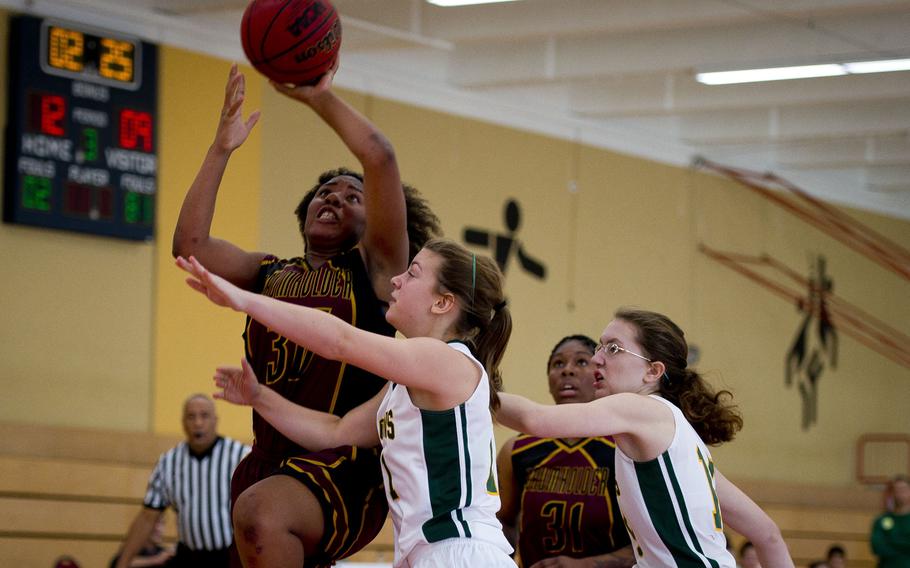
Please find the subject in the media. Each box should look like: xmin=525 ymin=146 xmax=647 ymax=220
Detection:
xmin=172 ymin=63 xmax=265 ymax=289
xmin=270 ymin=64 xmax=408 ymax=302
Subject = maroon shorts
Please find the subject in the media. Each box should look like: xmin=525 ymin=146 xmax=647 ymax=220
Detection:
xmin=230 ymin=444 xmax=387 ymax=568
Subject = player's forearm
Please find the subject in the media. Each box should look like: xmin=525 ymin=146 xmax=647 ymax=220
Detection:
xmin=172 ymin=145 xmax=232 ymax=258
xmin=498 ymin=393 xmax=579 ymax=437
xmin=305 ymin=90 xmax=397 ymax=171
xmin=243 ymin=292 xmax=354 ymax=363
xmin=753 ymin=528 xmax=795 ymax=568
xmin=497 ymin=393 xmax=541 ymax=432
xmin=114 ymin=508 xmax=161 ymax=568
xmin=252 ymin=386 xmax=345 ymax=450
xmin=499 ymin=393 xmax=615 ymax=439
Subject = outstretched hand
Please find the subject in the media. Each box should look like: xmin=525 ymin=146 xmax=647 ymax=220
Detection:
xmin=214 ymin=63 xmax=261 ymax=153
xmin=176 ymin=255 xmax=249 ymax=312
xmin=214 ymin=359 xmax=261 ymax=407
xmin=269 ymin=57 xmax=339 ymax=104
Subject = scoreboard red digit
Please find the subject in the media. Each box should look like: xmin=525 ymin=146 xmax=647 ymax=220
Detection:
xmin=3 ymin=15 xmax=158 ymax=240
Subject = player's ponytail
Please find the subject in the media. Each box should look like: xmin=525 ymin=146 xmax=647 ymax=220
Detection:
xmin=473 ymin=301 xmax=511 ymax=410
xmin=423 ymin=239 xmax=511 ymax=411
xmin=615 ymin=307 xmax=743 ymax=445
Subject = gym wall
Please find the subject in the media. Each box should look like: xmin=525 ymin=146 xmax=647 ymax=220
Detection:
xmin=2 ymin=17 xmax=908 ymax=484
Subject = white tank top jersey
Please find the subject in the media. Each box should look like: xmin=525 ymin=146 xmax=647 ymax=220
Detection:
xmin=375 ymin=341 xmax=513 ymax=567
xmin=615 ymin=395 xmax=735 ymax=568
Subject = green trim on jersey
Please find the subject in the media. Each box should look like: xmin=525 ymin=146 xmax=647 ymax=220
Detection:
xmin=459 ymin=404 xmax=473 ymax=506
xmin=420 ymin=405 xmax=472 ymax=542
xmin=634 ymin=453 xmax=719 ymax=568
xmin=486 ymin=442 xmax=498 ymax=494
xmin=663 ymin=453 xmax=720 ymax=568
xmin=696 ymin=447 xmax=723 ymax=530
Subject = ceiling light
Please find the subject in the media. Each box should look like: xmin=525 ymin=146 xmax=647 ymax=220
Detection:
xmin=844 ymin=58 xmax=910 ymax=74
xmin=426 ymin=0 xmax=524 ymax=6
xmin=696 ymin=57 xmax=910 ymax=85
xmin=697 ymin=64 xmax=845 ymax=85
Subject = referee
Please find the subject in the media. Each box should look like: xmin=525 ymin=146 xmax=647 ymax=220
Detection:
xmin=114 ymin=394 xmax=250 ymax=568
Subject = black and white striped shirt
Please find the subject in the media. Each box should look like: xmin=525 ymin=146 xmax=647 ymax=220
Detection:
xmin=144 ymin=436 xmax=250 ymax=551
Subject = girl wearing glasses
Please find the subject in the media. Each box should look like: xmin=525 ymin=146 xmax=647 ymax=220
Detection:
xmin=497 ymin=308 xmax=794 ymax=568
xmin=177 ymin=240 xmax=516 ymax=568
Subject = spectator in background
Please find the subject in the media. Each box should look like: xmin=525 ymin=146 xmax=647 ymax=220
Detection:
xmin=740 ymin=541 xmax=762 ymax=568
xmin=826 ymin=544 xmax=846 ymax=568
xmin=114 ymin=395 xmax=250 ymax=568
xmin=871 ymin=475 xmax=910 ymax=568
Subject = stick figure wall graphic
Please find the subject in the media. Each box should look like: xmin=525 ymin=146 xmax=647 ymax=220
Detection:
xmin=785 ymin=255 xmax=838 ymax=430
xmin=463 ymin=199 xmax=546 ymax=279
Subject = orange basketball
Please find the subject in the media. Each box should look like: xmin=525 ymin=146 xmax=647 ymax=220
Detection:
xmin=241 ymin=0 xmax=341 ymax=85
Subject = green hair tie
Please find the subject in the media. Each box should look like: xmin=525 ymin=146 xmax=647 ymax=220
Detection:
xmin=471 ymin=253 xmax=476 ymax=305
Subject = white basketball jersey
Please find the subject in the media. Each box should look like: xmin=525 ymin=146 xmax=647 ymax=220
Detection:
xmin=614 ymin=395 xmax=735 ymax=568
xmin=376 ymin=341 xmax=512 ymax=567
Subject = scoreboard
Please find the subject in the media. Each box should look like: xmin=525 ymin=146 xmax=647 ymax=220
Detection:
xmin=3 ymin=15 xmax=158 ymax=240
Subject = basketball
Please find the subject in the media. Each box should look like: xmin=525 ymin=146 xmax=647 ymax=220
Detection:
xmin=241 ymin=0 xmax=341 ymax=85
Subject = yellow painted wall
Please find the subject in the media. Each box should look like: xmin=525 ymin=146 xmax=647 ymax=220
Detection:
xmin=0 ymin=9 xmax=154 ymax=430
xmin=1 ymin=8 xmax=908 ymax=483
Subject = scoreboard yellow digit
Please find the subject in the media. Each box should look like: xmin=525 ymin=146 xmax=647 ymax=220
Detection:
xmin=100 ymin=37 xmax=135 ymax=83
xmin=48 ymin=26 xmax=84 ymax=72
xmin=43 ymin=21 xmax=139 ymax=89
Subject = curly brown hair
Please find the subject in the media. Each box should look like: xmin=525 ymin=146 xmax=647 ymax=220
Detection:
xmin=294 ymin=168 xmax=441 ymax=260
xmin=615 ymin=307 xmax=743 ymax=445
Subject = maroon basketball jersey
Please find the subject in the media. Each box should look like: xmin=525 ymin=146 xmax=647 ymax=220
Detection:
xmin=243 ymin=248 xmax=392 ymax=458
xmin=511 ymin=435 xmax=630 ymax=567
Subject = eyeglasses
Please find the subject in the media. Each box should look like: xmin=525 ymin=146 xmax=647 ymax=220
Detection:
xmin=595 ymin=342 xmax=653 ymax=363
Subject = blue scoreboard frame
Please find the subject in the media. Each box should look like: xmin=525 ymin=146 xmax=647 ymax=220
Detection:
xmin=3 ymin=14 xmax=158 ymax=241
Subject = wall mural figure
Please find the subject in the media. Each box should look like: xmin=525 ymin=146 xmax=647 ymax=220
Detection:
xmin=463 ymin=198 xmax=546 ymax=279
xmin=785 ymin=255 xmax=838 ymax=430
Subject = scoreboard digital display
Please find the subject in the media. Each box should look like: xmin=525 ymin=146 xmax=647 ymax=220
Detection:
xmin=4 ymin=15 xmax=158 ymax=240
xmin=43 ymin=22 xmax=141 ymax=88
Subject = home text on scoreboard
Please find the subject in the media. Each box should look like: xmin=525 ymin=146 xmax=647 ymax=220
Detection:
xmin=3 ymin=15 xmax=158 ymax=240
